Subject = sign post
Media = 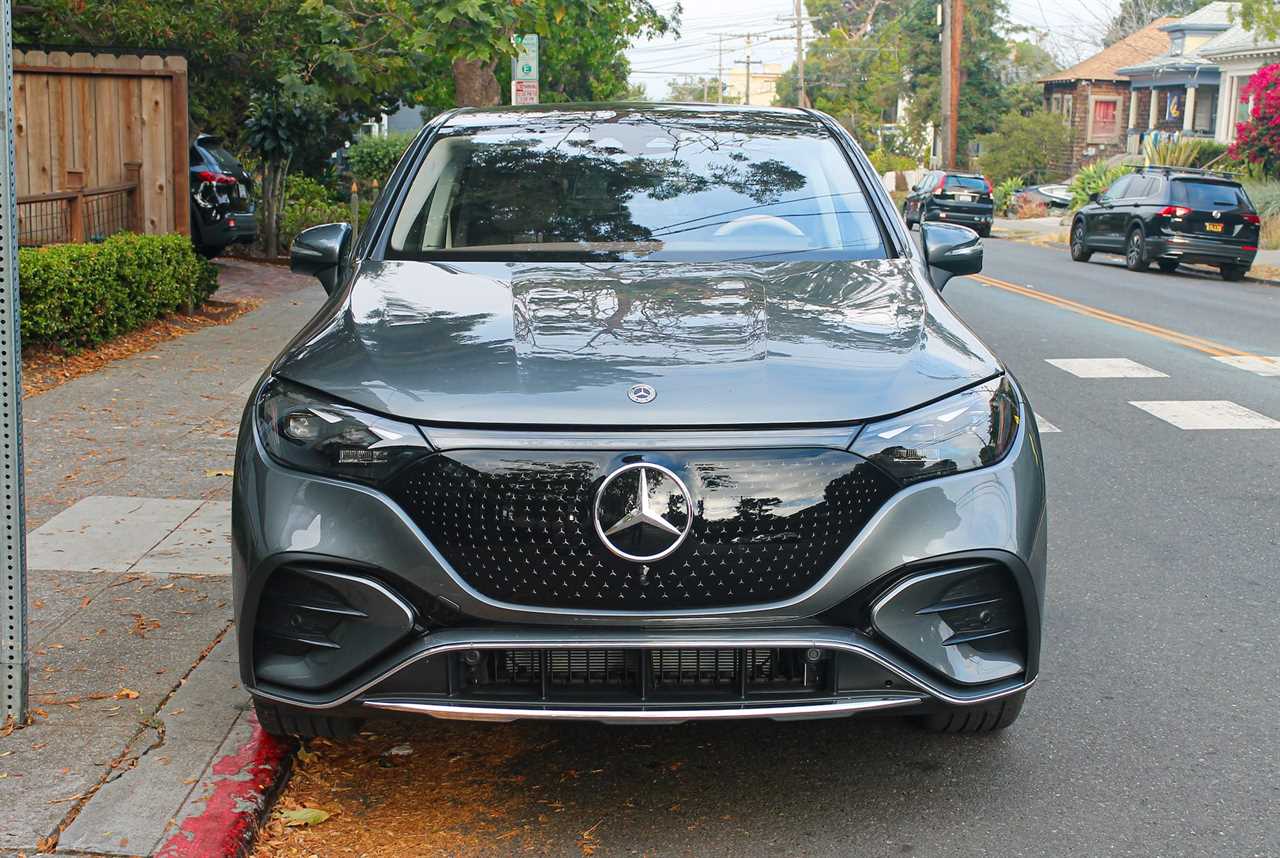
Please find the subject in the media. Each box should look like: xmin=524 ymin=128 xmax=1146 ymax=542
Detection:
xmin=0 ymin=0 xmax=29 ymax=726
xmin=511 ymin=34 xmax=540 ymax=105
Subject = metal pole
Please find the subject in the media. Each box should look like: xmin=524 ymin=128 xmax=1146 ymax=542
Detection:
xmin=744 ymin=35 xmax=753 ymax=106
xmin=0 ymin=0 xmax=29 ymax=726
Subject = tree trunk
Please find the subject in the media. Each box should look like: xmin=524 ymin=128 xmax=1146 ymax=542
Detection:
xmin=452 ymin=58 xmax=501 ymax=107
xmin=261 ymin=157 xmax=290 ymax=260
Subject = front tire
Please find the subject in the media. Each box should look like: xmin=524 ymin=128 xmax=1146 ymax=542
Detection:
xmin=1220 ymin=264 xmax=1247 ymax=281
xmin=1125 ymin=227 xmax=1149 ymax=271
xmin=254 ymin=698 xmax=363 ymax=739
xmin=1069 ymin=219 xmax=1092 ymax=262
xmin=916 ymin=691 xmax=1025 ymax=734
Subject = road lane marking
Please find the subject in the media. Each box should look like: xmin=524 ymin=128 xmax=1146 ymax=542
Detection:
xmin=1045 ymin=358 xmax=1168 ymax=378
xmin=1213 ymin=355 xmax=1280 ymax=377
xmin=1034 ymin=414 xmax=1061 ymax=433
xmin=968 ymin=274 xmax=1253 ymax=358
xmin=1129 ymin=400 xmax=1280 ymax=430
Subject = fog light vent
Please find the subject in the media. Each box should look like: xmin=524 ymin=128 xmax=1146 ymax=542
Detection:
xmin=253 ymin=567 xmax=415 ymax=690
xmin=872 ymin=562 xmax=1025 ymax=686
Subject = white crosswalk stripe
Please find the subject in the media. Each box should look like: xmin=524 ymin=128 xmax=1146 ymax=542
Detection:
xmin=1129 ymin=400 xmax=1280 ymax=430
xmin=1212 ymin=355 xmax=1280 ymax=377
xmin=1033 ymin=414 xmax=1061 ymax=433
xmin=1045 ymin=358 xmax=1168 ymax=378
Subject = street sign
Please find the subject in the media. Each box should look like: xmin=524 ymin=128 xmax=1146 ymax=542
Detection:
xmin=512 ymin=80 xmax=540 ymax=106
xmin=512 ymin=34 xmax=539 ymax=82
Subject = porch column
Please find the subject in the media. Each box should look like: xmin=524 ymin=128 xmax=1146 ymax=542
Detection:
xmin=1128 ymin=89 xmax=1139 ymax=129
xmin=1183 ymin=85 xmax=1197 ymax=132
xmin=1148 ymin=88 xmax=1159 ymax=129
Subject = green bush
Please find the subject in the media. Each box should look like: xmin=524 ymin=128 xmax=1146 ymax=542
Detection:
xmin=279 ymin=175 xmax=351 ymax=253
xmin=977 ymin=111 xmax=1069 ymax=185
xmin=345 ymin=133 xmax=414 ymax=188
xmin=868 ymin=149 xmax=918 ymax=174
xmin=19 ymin=233 xmax=218 ymax=349
xmin=994 ymin=176 xmax=1024 ymax=216
xmin=1068 ymin=162 xmax=1133 ymax=210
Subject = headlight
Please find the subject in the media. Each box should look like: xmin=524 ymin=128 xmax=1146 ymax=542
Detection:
xmin=851 ymin=377 xmax=1019 ymax=484
xmin=256 ymin=378 xmax=431 ymax=484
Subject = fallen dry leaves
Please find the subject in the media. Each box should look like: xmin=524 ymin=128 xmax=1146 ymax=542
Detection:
xmin=253 ymin=724 xmax=540 ymax=858
xmin=22 ymin=299 xmax=259 ymax=398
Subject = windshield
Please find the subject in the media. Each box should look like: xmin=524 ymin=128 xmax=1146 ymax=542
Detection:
xmin=387 ymin=110 xmax=886 ymax=262
xmin=1171 ymin=180 xmax=1252 ymax=211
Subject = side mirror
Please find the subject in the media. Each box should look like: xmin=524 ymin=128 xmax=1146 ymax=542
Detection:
xmin=291 ymin=222 xmax=353 ymax=295
xmin=1088 ymin=191 xmax=1100 ymax=203
xmin=920 ymin=222 xmax=982 ymax=290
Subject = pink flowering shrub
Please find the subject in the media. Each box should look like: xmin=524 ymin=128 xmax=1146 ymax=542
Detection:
xmin=1230 ymin=63 xmax=1280 ymax=176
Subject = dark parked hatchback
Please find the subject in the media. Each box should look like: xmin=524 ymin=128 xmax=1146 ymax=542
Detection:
xmin=189 ymin=134 xmax=257 ymax=258
xmin=1070 ymin=166 xmax=1260 ymax=280
xmin=902 ymin=171 xmax=994 ymax=236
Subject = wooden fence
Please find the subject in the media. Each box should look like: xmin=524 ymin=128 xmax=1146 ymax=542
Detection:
xmin=12 ymin=48 xmax=189 ymax=245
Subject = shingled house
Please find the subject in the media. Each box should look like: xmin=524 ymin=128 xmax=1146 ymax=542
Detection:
xmin=1040 ymin=19 xmax=1174 ymax=172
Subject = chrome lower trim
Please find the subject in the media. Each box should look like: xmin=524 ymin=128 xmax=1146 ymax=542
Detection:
xmin=362 ymin=694 xmax=926 ymax=724
xmin=248 ymin=626 xmax=1035 ymax=711
xmin=422 ymin=425 xmax=859 ymax=451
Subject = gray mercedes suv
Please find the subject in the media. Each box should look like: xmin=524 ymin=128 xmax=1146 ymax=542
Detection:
xmin=233 ymin=104 xmax=1047 ymax=738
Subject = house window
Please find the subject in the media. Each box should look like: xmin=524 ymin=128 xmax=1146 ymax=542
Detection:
xmin=1050 ymin=92 xmax=1074 ymax=123
xmin=1088 ymin=97 xmax=1121 ymax=142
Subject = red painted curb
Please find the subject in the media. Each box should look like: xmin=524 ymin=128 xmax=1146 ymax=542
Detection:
xmin=155 ymin=712 xmax=294 ymax=858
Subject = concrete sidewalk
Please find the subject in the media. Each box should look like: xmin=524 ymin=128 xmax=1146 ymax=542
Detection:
xmin=2 ymin=259 xmax=321 ymax=855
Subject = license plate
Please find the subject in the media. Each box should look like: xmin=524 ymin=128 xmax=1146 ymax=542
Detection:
xmin=237 ymin=185 xmax=246 ymax=198
xmin=956 ymin=194 xmax=975 ymax=202
xmin=1205 ymin=222 xmax=1224 ymax=233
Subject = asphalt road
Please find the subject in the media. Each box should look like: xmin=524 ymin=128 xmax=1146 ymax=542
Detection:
xmin=262 ymin=239 xmax=1280 ymax=858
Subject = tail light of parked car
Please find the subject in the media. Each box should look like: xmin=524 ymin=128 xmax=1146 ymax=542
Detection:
xmin=1242 ymin=213 xmax=1261 ymax=225
xmin=196 ymin=170 xmax=238 ymax=186
xmin=1159 ymin=206 xmax=1192 ymax=218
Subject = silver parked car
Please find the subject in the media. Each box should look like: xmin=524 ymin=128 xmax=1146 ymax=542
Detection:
xmin=233 ymin=104 xmax=1047 ymax=738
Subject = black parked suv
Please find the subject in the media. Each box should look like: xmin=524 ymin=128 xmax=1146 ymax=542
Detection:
xmin=1070 ymin=166 xmax=1260 ymax=281
xmin=902 ymin=171 xmax=994 ymax=236
xmin=189 ymin=134 xmax=257 ymax=258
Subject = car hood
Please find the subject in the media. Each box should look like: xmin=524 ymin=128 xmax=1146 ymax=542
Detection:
xmin=274 ymin=258 xmax=1000 ymax=427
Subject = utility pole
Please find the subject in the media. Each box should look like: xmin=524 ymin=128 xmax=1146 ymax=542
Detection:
xmin=0 ymin=0 xmax=28 ymax=727
xmin=939 ymin=0 xmax=962 ymax=169
xmin=779 ymin=0 xmax=810 ymax=108
xmin=737 ymin=34 xmax=756 ymax=105
xmin=716 ymin=35 xmax=725 ymax=103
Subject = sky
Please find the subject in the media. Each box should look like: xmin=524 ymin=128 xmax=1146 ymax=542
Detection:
xmin=624 ymin=0 xmax=1131 ymax=100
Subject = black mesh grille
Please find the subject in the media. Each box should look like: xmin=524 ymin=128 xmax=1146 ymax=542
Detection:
xmin=387 ymin=449 xmax=898 ymax=610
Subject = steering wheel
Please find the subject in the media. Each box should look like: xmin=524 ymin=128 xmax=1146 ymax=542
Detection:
xmin=714 ymin=214 xmax=806 ymax=238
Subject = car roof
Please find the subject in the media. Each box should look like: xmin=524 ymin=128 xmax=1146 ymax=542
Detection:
xmin=442 ymin=102 xmax=825 ymax=136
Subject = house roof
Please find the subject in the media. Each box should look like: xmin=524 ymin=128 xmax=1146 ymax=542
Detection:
xmin=1160 ymin=1 xmax=1236 ymax=32
xmin=1117 ymin=2 xmax=1242 ymax=76
xmin=1040 ymin=18 xmax=1177 ymax=82
xmin=1199 ymin=22 xmax=1280 ymax=59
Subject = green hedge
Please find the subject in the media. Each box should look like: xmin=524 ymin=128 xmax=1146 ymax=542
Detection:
xmin=19 ymin=233 xmax=219 ymax=349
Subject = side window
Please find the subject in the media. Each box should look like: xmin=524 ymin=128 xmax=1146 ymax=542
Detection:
xmin=1101 ymin=175 xmax=1133 ymax=202
xmin=1126 ymin=177 xmax=1153 ymax=200
xmin=189 ymin=147 xmax=205 ymax=168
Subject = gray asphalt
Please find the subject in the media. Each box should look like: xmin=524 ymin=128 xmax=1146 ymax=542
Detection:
xmin=344 ymin=238 xmax=1279 ymax=858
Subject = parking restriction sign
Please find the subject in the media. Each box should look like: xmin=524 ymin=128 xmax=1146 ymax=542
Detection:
xmin=512 ymin=80 xmax=539 ymax=105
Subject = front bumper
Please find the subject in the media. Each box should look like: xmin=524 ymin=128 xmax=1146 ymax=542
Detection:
xmin=232 ymin=389 xmax=1048 ymax=724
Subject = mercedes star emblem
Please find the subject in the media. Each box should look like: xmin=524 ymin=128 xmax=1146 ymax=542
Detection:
xmin=593 ymin=462 xmax=692 ymax=563
xmin=627 ymin=383 xmax=657 ymax=404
